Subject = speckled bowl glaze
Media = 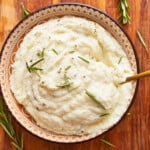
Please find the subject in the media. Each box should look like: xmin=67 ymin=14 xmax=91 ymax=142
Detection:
xmin=0 ymin=3 xmax=138 ymax=143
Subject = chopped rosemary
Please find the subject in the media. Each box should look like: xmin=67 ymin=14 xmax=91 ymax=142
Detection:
xmin=65 ymin=65 xmax=71 ymax=71
xmin=137 ymin=30 xmax=148 ymax=52
xmin=118 ymin=0 xmax=130 ymax=24
xmin=118 ymin=56 xmax=123 ymax=64
xmin=78 ymin=56 xmax=90 ymax=64
xmin=69 ymin=50 xmax=75 ymax=53
xmin=100 ymin=113 xmax=110 ymax=117
xmin=56 ymin=82 xmax=73 ymax=88
xmin=0 ymin=96 xmax=23 ymax=150
xmin=37 ymin=50 xmax=44 ymax=58
xmin=52 ymin=48 xmax=58 ymax=55
xmin=100 ymin=139 xmax=115 ymax=147
xmin=57 ymin=73 xmax=73 ymax=89
xmin=26 ymin=58 xmax=44 ymax=73
xmin=21 ymin=3 xmax=31 ymax=18
xmin=30 ymin=58 xmax=44 ymax=67
xmin=85 ymin=90 xmax=106 ymax=110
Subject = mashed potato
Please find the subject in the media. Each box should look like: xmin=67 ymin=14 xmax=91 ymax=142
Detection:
xmin=10 ymin=16 xmax=133 ymax=135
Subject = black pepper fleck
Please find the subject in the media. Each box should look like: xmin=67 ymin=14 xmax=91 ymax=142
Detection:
xmin=41 ymin=81 xmax=45 ymax=84
xmin=74 ymin=44 xmax=77 ymax=48
xmin=42 ymin=103 xmax=46 ymax=107
xmin=36 ymin=107 xmax=40 ymax=110
xmin=81 ymin=130 xmax=84 ymax=133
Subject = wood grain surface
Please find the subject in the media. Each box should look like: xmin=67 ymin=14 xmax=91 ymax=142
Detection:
xmin=0 ymin=0 xmax=150 ymax=150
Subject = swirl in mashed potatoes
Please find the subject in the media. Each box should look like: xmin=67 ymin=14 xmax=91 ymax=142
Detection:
xmin=10 ymin=16 xmax=133 ymax=135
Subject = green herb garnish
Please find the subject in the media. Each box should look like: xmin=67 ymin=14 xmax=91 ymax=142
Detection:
xmin=0 ymin=96 xmax=23 ymax=150
xmin=65 ymin=65 xmax=71 ymax=71
xmin=118 ymin=0 xmax=130 ymax=24
xmin=52 ymin=49 xmax=58 ymax=55
xmin=21 ymin=3 xmax=31 ymax=18
xmin=37 ymin=50 xmax=44 ymax=58
xmin=78 ymin=56 xmax=90 ymax=64
xmin=57 ymin=65 xmax=73 ymax=89
xmin=69 ymin=50 xmax=75 ymax=54
xmin=56 ymin=82 xmax=73 ymax=88
xmin=137 ymin=30 xmax=148 ymax=52
xmin=26 ymin=58 xmax=44 ymax=73
xmin=57 ymin=73 xmax=73 ymax=89
xmin=100 ymin=139 xmax=115 ymax=147
xmin=118 ymin=56 xmax=123 ymax=64
xmin=85 ymin=90 xmax=106 ymax=110
xmin=100 ymin=113 xmax=110 ymax=117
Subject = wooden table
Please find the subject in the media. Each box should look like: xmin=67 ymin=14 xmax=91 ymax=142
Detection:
xmin=0 ymin=0 xmax=149 ymax=150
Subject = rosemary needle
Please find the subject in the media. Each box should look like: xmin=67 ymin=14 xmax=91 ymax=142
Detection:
xmin=69 ymin=50 xmax=75 ymax=53
xmin=100 ymin=139 xmax=115 ymax=147
xmin=65 ymin=65 xmax=71 ymax=71
xmin=37 ymin=50 xmax=44 ymax=58
xmin=56 ymin=82 xmax=73 ymax=88
xmin=31 ymin=58 xmax=44 ymax=66
xmin=137 ymin=30 xmax=148 ymax=52
xmin=118 ymin=56 xmax=123 ymax=64
xmin=52 ymin=49 xmax=58 ymax=55
xmin=78 ymin=56 xmax=90 ymax=64
xmin=0 ymin=96 xmax=23 ymax=150
xmin=100 ymin=113 xmax=110 ymax=117
xmin=57 ymin=73 xmax=73 ymax=89
xmin=21 ymin=3 xmax=31 ymax=18
xmin=26 ymin=58 xmax=44 ymax=73
xmin=85 ymin=90 xmax=106 ymax=110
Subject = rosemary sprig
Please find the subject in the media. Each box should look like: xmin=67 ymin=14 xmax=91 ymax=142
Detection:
xmin=26 ymin=58 xmax=44 ymax=73
xmin=137 ymin=30 xmax=148 ymax=52
xmin=52 ymin=49 xmax=58 ymax=55
xmin=21 ymin=3 xmax=31 ymax=18
xmin=85 ymin=90 xmax=106 ymax=110
xmin=78 ymin=56 xmax=90 ymax=64
xmin=100 ymin=113 xmax=110 ymax=117
xmin=0 ymin=96 xmax=23 ymax=150
xmin=100 ymin=139 xmax=115 ymax=147
xmin=118 ymin=0 xmax=130 ymax=24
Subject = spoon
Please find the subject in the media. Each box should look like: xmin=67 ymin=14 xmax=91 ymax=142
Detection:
xmin=122 ymin=70 xmax=150 ymax=83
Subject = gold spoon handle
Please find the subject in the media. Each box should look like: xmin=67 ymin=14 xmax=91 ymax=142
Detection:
xmin=125 ymin=70 xmax=150 ymax=82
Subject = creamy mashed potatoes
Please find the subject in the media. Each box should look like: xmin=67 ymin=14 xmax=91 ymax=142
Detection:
xmin=10 ymin=16 xmax=133 ymax=135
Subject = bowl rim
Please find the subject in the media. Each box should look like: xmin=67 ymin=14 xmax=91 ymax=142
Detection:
xmin=0 ymin=2 xmax=139 ymax=143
